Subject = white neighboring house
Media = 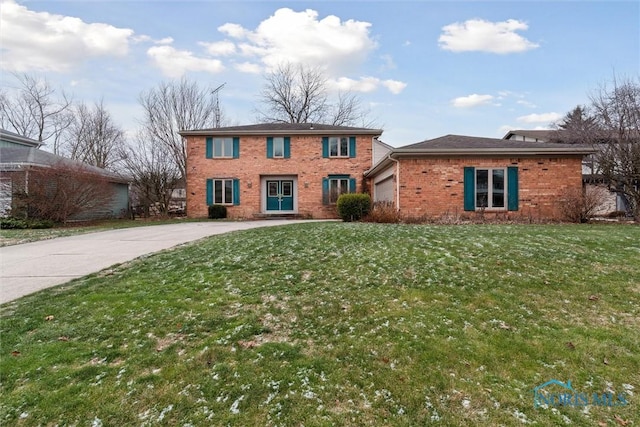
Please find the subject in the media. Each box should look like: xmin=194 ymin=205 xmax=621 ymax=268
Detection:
xmin=504 ymin=130 xmax=627 ymax=215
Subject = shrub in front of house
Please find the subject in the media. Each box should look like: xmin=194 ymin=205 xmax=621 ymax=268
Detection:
xmin=208 ymin=204 xmax=227 ymax=219
xmin=364 ymin=201 xmax=401 ymax=223
xmin=336 ymin=193 xmax=371 ymax=222
xmin=0 ymin=217 xmax=55 ymax=229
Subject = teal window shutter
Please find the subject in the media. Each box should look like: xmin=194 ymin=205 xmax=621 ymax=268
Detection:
xmin=322 ymin=137 xmax=329 ymax=158
xmin=284 ymin=137 xmax=291 ymax=158
xmin=206 ymin=179 xmax=213 ymax=206
xmin=349 ymin=177 xmax=356 ymax=192
xmin=463 ymin=167 xmax=475 ymax=211
xmin=349 ymin=137 xmax=356 ymax=158
xmin=232 ymin=137 xmax=240 ymax=159
xmin=206 ymin=137 xmax=213 ymax=159
xmin=266 ymin=137 xmax=273 ymax=159
xmin=232 ymin=179 xmax=240 ymax=205
xmin=507 ymin=166 xmax=519 ymax=211
xmin=322 ymin=177 xmax=329 ymax=205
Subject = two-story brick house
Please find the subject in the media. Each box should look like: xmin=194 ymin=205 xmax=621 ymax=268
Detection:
xmin=181 ymin=124 xmax=594 ymax=220
xmin=180 ymin=123 xmax=383 ymax=219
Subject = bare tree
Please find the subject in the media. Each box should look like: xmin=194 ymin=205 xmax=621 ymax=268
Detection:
xmin=65 ymin=100 xmax=125 ymax=170
xmin=17 ymin=162 xmax=116 ymax=223
xmin=138 ymin=77 xmax=221 ymax=181
xmin=256 ymin=63 xmax=371 ymax=126
xmin=119 ymin=130 xmax=181 ymax=217
xmin=590 ymin=75 xmax=640 ymax=220
xmin=0 ymin=73 xmax=73 ymax=153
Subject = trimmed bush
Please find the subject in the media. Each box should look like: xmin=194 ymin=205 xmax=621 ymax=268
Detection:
xmin=336 ymin=193 xmax=371 ymax=222
xmin=208 ymin=204 xmax=227 ymax=219
xmin=0 ymin=217 xmax=55 ymax=229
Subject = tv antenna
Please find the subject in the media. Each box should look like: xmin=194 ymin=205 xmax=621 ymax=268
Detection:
xmin=212 ymin=83 xmax=226 ymax=128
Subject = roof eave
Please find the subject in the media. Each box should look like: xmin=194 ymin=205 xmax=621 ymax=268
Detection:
xmin=179 ymin=129 xmax=383 ymax=137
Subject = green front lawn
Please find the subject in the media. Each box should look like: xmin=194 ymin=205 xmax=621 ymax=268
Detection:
xmin=1 ymin=223 xmax=638 ymax=426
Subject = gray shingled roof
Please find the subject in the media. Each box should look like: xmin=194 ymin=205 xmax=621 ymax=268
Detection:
xmin=180 ymin=122 xmax=383 ymax=136
xmin=400 ymin=134 xmax=584 ymax=150
xmin=0 ymin=147 xmax=129 ymax=183
xmin=365 ymin=134 xmax=594 ymax=177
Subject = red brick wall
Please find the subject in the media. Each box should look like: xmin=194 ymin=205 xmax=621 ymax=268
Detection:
xmin=396 ymin=156 xmax=584 ymax=220
xmin=185 ymin=134 xmax=373 ymax=219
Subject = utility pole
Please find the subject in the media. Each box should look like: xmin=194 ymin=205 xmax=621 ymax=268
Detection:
xmin=212 ymin=83 xmax=226 ymax=128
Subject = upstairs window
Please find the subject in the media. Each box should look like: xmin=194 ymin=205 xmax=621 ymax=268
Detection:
xmin=330 ymin=137 xmax=349 ymax=157
xmin=206 ymin=137 xmax=239 ymax=159
xmin=322 ymin=137 xmax=356 ymax=158
xmin=266 ymin=137 xmax=291 ymax=158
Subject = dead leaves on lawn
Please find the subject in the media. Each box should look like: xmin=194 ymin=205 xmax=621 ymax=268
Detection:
xmin=614 ymin=415 xmax=630 ymax=426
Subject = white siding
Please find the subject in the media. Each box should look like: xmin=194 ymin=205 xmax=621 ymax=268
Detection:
xmin=372 ymin=139 xmax=392 ymax=166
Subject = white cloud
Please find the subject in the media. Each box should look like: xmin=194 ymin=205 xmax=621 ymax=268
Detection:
xmin=382 ymin=80 xmax=407 ymax=95
xmin=0 ymin=0 xmax=134 ymax=72
xmin=517 ymin=112 xmax=562 ymax=123
xmin=234 ymin=62 xmax=262 ymax=74
xmin=201 ymin=40 xmax=236 ymax=56
xmin=218 ymin=8 xmax=377 ymax=74
xmin=218 ymin=23 xmax=250 ymax=39
xmin=452 ymin=94 xmax=494 ymax=108
xmin=329 ymin=77 xmax=407 ymax=95
xmin=156 ymin=37 xmax=174 ymax=45
xmin=439 ymin=19 xmax=539 ymax=54
xmin=147 ymin=45 xmax=224 ymax=78
xmin=517 ymin=99 xmax=537 ymax=108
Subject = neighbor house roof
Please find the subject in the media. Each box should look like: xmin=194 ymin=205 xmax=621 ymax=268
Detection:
xmin=502 ymin=129 xmax=556 ymax=141
xmin=0 ymin=147 xmax=129 ymax=184
xmin=179 ymin=122 xmax=383 ymax=136
xmin=0 ymin=129 xmax=43 ymax=148
xmin=365 ymin=134 xmax=595 ymax=177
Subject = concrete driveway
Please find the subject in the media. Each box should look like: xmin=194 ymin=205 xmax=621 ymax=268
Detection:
xmin=0 ymin=220 xmax=316 ymax=304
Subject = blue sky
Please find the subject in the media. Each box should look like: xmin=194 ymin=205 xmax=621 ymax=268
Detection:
xmin=1 ymin=0 xmax=638 ymax=147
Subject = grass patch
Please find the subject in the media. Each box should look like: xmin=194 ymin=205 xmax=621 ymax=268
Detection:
xmin=1 ymin=223 xmax=638 ymax=425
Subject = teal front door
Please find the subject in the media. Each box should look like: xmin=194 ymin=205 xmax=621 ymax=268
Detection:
xmin=266 ymin=180 xmax=294 ymax=211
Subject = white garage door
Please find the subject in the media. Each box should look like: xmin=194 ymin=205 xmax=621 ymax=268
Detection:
xmin=374 ymin=176 xmax=394 ymax=203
